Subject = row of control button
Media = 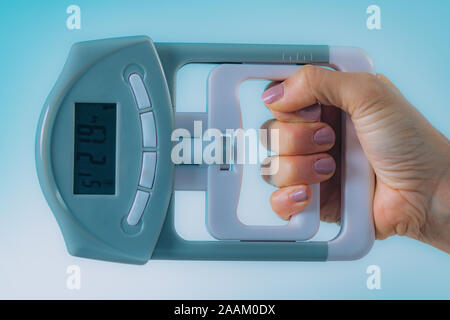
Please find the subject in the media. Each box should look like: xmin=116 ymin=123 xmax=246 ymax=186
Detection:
xmin=126 ymin=73 xmax=158 ymax=226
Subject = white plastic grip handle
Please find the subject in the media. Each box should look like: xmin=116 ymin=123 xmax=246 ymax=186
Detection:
xmin=206 ymin=64 xmax=320 ymax=241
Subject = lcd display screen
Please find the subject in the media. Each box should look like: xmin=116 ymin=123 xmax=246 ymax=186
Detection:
xmin=73 ymin=103 xmax=116 ymax=194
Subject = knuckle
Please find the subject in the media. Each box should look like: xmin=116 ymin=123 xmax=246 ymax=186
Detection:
xmin=300 ymin=65 xmax=320 ymax=90
xmin=360 ymin=72 xmax=386 ymax=101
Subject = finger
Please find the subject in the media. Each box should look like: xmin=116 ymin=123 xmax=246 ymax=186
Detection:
xmin=270 ymin=185 xmax=311 ymax=220
xmin=260 ymin=119 xmax=335 ymax=155
xmin=318 ymin=104 xmax=342 ymax=223
xmin=261 ymin=65 xmax=386 ymax=118
xmin=261 ymin=154 xmax=336 ymax=187
xmin=320 ymin=180 xmax=341 ymax=223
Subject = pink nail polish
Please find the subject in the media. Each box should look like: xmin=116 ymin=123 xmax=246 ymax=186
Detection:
xmin=261 ymin=83 xmax=284 ymax=104
xmin=314 ymin=158 xmax=336 ymax=175
xmin=289 ymin=188 xmax=308 ymax=202
xmin=313 ymin=127 xmax=335 ymax=145
xmin=297 ymin=104 xmax=321 ymax=121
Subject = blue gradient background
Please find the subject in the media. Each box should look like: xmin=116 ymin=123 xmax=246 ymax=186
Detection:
xmin=0 ymin=0 xmax=449 ymax=299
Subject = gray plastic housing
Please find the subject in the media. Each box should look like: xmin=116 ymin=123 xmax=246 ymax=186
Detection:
xmin=35 ymin=37 xmax=174 ymax=264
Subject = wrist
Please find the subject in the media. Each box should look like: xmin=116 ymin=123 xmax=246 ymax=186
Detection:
xmin=420 ymin=152 xmax=450 ymax=253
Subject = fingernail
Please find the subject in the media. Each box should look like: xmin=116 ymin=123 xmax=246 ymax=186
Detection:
xmin=261 ymin=174 xmax=273 ymax=185
xmin=260 ymin=120 xmax=274 ymax=151
xmin=289 ymin=188 xmax=308 ymax=202
xmin=313 ymin=127 xmax=335 ymax=145
xmin=262 ymin=83 xmax=284 ymax=104
xmin=260 ymin=157 xmax=271 ymax=168
xmin=296 ymin=104 xmax=321 ymax=121
xmin=261 ymin=158 xmax=274 ymax=184
xmin=314 ymin=158 xmax=336 ymax=175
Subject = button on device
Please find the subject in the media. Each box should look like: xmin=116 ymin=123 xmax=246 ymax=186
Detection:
xmin=140 ymin=112 xmax=157 ymax=147
xmin=129 ymin=73 xmax=151 ymax=109
xmin=139 ymin=152 xmax=157 ymax=189
xmin=127 ymin=190 xmax=150 ymax=226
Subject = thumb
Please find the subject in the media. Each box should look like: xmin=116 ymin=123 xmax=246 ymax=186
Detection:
xmin=262 ymin=65 xmax=387 ymax=118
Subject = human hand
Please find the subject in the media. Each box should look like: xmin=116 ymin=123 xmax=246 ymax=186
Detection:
xmin=260 ymin=65 xmax=450 ymax=253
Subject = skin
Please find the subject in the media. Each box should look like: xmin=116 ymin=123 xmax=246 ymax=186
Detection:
xmin=261 ymin=65 xmax=450 ymax=253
